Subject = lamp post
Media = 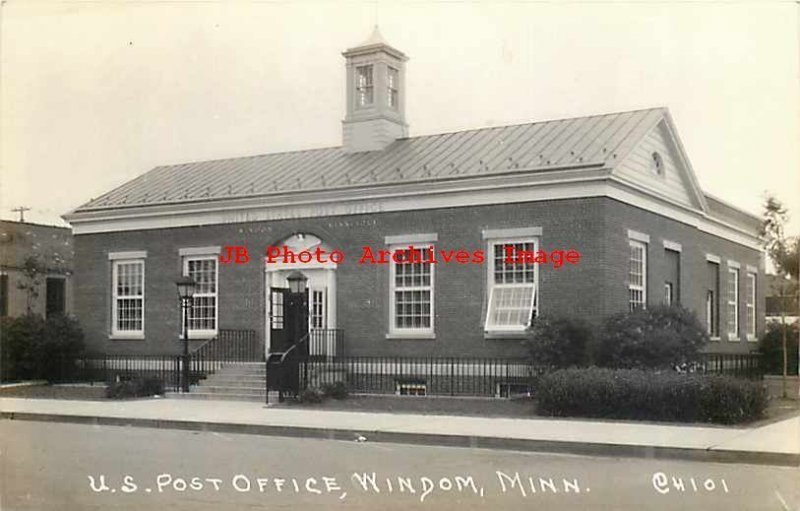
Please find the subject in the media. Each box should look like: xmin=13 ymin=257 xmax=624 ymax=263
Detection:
xmin=176 ymin=276 xmax=196 ymax=393
xmin=287 ymin=271 xmax=309 ymax=399
xmin=286 ymin=271 xmax=309 ymax=342
xmin=286 ymin=270 xmax=307 ymax=294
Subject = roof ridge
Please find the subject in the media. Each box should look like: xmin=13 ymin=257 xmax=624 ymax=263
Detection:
xmin=152 ymin=106 xmax=667 ymax=170
xmin=401 ymin=106 xmax=667 ymax=141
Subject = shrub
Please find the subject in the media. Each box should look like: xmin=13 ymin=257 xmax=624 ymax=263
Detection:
xmin=536 ymin=367 xmax=766 ymax=424
xmin=296 ymin=387 xmax=325 ymax=404
xmin=593 ymin=305 xmax=707 ymax=369
xmin=321 ymin=381 xmax=349 ymax=400
xmin=524 ymin=316 xmax=593 ymax=368
xmin=758 ymin=322 xmax=799 ymax=375
xmin=0 ymin=314 xmax=85 ymax=382
xmin=106 ymin=377 xmax=164 ymax=399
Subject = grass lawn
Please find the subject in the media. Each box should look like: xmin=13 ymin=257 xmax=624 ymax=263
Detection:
xmin=0 ymin=383 xmax=108 ymax=401
xmin=284 ymin=390 xmax=800 ymax=425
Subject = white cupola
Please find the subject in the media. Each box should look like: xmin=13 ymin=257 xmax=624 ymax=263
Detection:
xmin=341 ymin=26 xmax=408 ymax=153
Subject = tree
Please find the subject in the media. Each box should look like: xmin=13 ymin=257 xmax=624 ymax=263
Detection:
xmin=593 ymin=305 xmax=708 ymax=370
xmin=524 ymin=316 xmax=593 ymax=368
xmin=16 ymin=255 xmax=46 ymax=314
xmin=759 ymin=195 xmax=800 ymax=398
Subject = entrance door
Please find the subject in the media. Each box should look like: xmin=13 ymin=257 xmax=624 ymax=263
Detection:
xmin=268 ymin=286 xmax=309 ymax=353
xmin=269 ymin=287 xmax=290 ymax=352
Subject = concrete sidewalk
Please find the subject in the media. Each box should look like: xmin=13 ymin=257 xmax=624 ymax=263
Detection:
xmin=1 ymin=397 xmax=798 ymax=467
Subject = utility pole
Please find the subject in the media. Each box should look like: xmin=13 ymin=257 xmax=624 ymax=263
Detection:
xmin=11 ymin=206 xmax=31 ymax=222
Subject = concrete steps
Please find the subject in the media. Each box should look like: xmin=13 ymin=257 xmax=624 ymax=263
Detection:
xmin=168 ymin=362 xmax=268 ymax=402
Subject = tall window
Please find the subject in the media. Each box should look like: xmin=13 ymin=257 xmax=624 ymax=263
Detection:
xmin=485 ymin=239 xmax=538 ymax=332
xmin=112 ymin=260 xmax=144 ymax=336
xmin=628 ymin=240 xmax=647 ymax=311
xmin=310 ymin=289 xmax=326 ymax=329
xmin=387 ymin=66 xmax=399 ymax=109
xmin=46 ymin=277 xmax=66 ymax=317
xmin=706 ymin=290 xmax=716 ymax=336
xmin=270 ymin=290 xmax=284 ymax=330
xmin=706 ymin=260 xmax=720 ymax=337
xmin=184 ymin=256 xmax=218 ymax=336
xmin=746 ymin=272 xmax=756 ymax=339
xmin=727 ymin=267 xmax=739 ymax=338
xmin=390 ymin=245 xmax=434 ymax=334
xmin=355 ymin=65 xmax=374 ymax=107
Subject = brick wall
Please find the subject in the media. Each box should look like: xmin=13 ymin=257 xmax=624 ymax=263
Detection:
xmin=73 ymin=196 xmax=762 ymax=357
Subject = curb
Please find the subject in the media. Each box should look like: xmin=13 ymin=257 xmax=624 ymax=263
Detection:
xmin=2 ymin=410 xmax=798 ymax=468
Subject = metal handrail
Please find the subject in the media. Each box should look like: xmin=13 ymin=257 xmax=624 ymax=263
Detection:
xmin=278 ymin=333 xmax=310 ymax=363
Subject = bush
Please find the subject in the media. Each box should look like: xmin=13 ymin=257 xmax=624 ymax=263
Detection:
xmin=593 ymin=305 xmax=707 ymax=369
xmin=321 ymin=381 xmax=349 ymax=400
xmin=106 ymin=377 xmax=164 ymax=399
xmin=296 ymin=387 xmax=325 ymax=404
xmin=524 ymin=316 xmax=593 ymax=368
xmin=1 ymin=314 xmax=85 ymax=382
xmin=537 ymin=367 xmax=766 ymax=424
xmin=758 ymin=322 xmax=799 ymax=375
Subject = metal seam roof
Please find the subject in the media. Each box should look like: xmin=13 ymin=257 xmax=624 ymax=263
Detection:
xmin=74 ymin=108 xmax=665 ymax=212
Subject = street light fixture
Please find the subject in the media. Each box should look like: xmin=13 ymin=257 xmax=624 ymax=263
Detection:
xmin=176 ymin=276 xmax=196 ymax=393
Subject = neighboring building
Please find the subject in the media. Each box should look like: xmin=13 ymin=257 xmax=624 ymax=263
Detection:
xmin=0 ymin=220 xmax=73 ymax=318
xmin=765 ymin=274 xmax=799 ymax=325
xmin=64 ymin=29 xmax=763 ymax=360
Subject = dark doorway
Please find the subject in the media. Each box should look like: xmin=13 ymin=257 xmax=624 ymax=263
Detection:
xmin=269 ymin=287 xmax=308 ymax=352
xmin=46 ymin=277 xmax=66 ymax=317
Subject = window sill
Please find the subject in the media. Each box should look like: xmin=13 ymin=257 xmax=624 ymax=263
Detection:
xmin=484 ymin=331 xmax=528 ymax=340
xmin=385 ymin=332 xmax=435 ymax=340
xmin=746 ymin=335 xmax=758 ymax=343
xmin=726 ymin=334 xmax=741 ymax=342
xmin=109 ymin=333 xmax=145 ymax=341
xmin=179 ymin=331 xmax=217 ymax=340
xmin=709 ymin=336 xmax=721 ymax=342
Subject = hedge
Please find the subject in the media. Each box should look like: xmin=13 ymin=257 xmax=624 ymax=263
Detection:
xmin=106 ymin=377 xmax=164 ymax=399
xmin=537 ymin=367 xmax=766 ymax=424
xmin=1 ymin=314 xmax=85 ymax=382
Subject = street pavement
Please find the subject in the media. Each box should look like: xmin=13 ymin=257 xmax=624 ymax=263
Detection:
xmin=2 ymin=420 xmax=798 ymax=511
xmin=1 ymin=397 xmax=798 ymax=465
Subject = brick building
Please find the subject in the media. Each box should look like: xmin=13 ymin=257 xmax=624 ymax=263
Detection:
xmin=64 ymin=29 xmax=763 ymax=362
xmin=0 ymin=220 xmax=73 ymax=319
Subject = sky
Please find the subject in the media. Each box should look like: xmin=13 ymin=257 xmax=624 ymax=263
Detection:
xmin=1 ymin=0 xmax=798 ymax=234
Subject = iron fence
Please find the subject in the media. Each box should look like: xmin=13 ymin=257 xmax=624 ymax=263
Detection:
xmin=299 ymin=352 xmax=763 ymax=397
xmin=51 ymin=355 xmax=183 ymax=390
xmin=696 ymin=352 xmax=762 ymax=379
xmin=302 ymin=356 xmax=546 ymax=397
xmin=44 ymin=329 xmax=260 ymax=392
xmin=191 ymin=329 xmax=261 ymax=376
xmin=309 ymin=329 xmax=345 ymax=359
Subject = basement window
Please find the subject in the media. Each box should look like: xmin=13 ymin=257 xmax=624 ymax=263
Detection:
xmin=496 ymin=382 xmax=532 ymax=399
xmin=396 ymin=380 xmax=427 ymax=396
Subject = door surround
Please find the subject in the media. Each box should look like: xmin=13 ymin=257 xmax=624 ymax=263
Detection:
xmin=264 ymin=233 xmax=337 ymax=357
